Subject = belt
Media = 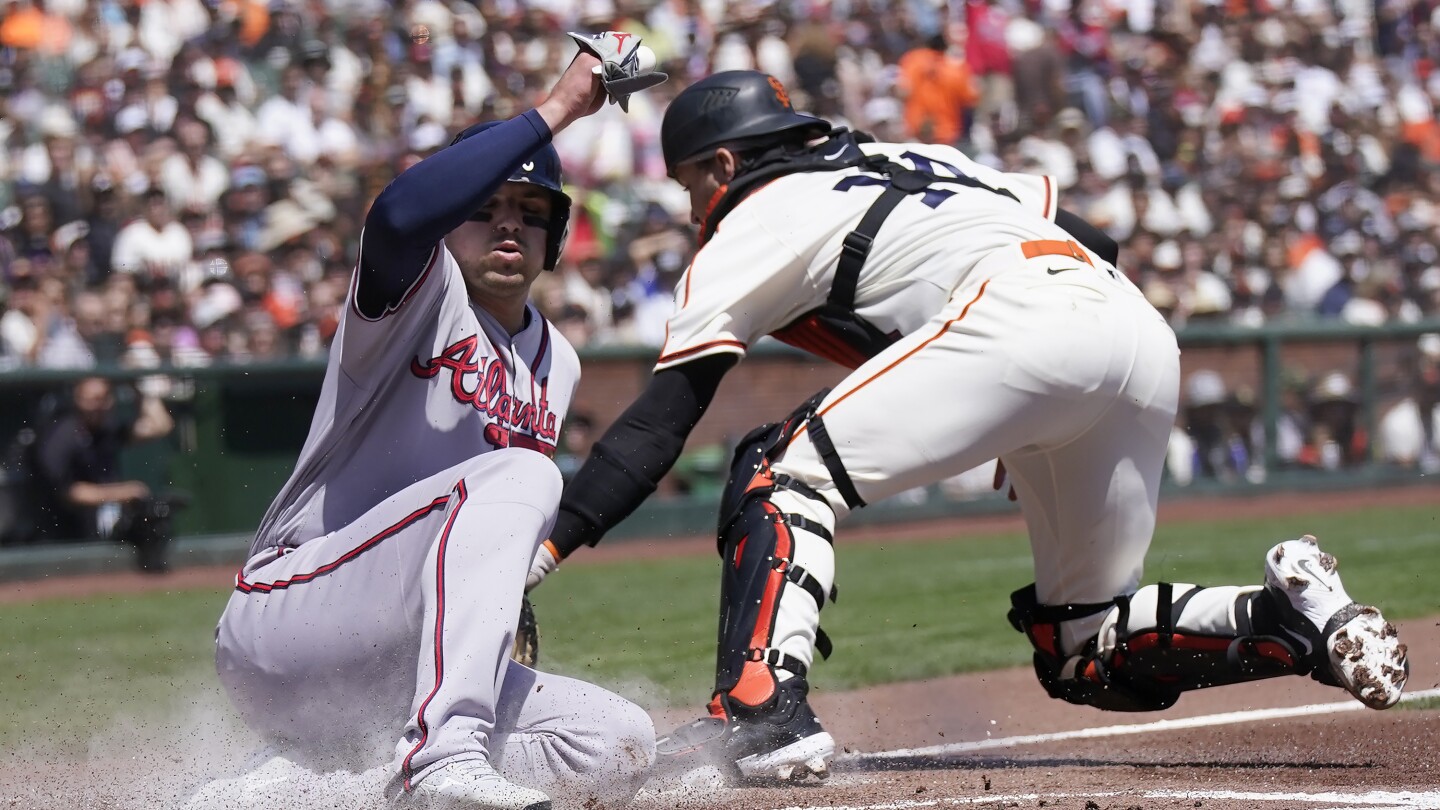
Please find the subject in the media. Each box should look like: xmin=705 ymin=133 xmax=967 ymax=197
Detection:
xmin=1020 ymin=239 xmax=1093 ymax=267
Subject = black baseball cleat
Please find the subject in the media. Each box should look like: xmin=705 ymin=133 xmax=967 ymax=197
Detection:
xmin=656 ymin=676 xmax=836 ymax=783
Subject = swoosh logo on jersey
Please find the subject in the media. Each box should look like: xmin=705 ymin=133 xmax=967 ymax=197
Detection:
xmin=1046 ymin=266 xmax=1081 ymax=275
xmin=1296 ymin=558 xmax=1333 ymax=590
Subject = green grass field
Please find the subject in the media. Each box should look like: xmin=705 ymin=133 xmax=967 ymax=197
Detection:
xmin=2 ymin=502 xmax=1435 ymax=751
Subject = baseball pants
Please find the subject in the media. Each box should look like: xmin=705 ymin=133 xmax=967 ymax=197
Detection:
xmin=215 ymin=449 xmax=654 ymax=805
xmin=775 ymin=244 xmax=1181 ymax=655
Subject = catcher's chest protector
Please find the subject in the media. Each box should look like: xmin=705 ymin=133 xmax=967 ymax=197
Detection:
xmin=712 ymin=391 xmax=841 ymax=709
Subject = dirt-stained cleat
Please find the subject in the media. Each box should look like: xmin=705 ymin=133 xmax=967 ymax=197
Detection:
xmin=656 ymin=676 xmax=836 ymax=784
xmin=1264 ymin=535 xmax=1409 ymax=709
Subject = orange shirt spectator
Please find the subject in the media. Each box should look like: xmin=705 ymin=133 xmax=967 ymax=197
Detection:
xmin=0 ymin=0 xmax=71 ymax=55
xmin=897 ymin=37 xmax=979 ymax=146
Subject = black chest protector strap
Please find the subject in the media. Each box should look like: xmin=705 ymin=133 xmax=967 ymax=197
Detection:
xmin=831 ymin=166 xmax=933 ymax=311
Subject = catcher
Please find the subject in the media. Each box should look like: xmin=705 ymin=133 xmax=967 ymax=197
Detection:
xmin=524 ymin=71 xmax=1410 ymax=783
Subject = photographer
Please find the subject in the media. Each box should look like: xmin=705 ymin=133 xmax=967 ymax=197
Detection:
xmin=32 ymin=375 xmax=178 ymax=573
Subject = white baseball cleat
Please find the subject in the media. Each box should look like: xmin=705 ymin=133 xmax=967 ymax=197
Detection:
xmin=393 ymin=757 xmax=551 ymax=810
xmin=1264 ymin=535 xmax=1409 ymax=709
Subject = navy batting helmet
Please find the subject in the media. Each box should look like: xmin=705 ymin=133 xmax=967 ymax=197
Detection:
xmin=660 ymin=71 xmax=831 ymax=177
xmin=450 ymin=121 xmax=571 ymax=270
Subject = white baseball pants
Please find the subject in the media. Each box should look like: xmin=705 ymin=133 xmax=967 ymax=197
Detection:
xmin=215 ymin=449 xmax=654 ymax=806
xmin=774 ymin=244 xmax=1181 ymax=656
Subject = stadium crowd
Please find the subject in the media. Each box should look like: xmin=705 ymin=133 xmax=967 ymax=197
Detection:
xmin=2 ymin=0 xmax=1440 ymax=370
xmin=0 ymin=0 xmax=1438 ymax=486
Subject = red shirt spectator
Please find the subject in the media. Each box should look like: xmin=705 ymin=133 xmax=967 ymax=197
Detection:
xmin=964 ymin=0 xmax=1011 ymax=76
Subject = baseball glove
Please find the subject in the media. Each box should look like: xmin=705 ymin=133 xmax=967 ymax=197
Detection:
xmin=513 ymin=595 xmax=540 ymax=667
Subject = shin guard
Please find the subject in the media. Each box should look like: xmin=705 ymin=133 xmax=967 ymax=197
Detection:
xmin=1009 ymin=582 xmax=1310 ymax=712
xmin=713 ymin=484 xmax=837 ymax=711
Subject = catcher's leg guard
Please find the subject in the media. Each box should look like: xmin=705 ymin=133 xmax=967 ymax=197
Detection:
xmin=657 ymin=393 xmax=840 ymax=781
xmin=658 ymin=484 xmax=838 ymax=780
xmin=715 ymin=484 xmax=837 ymax=706
xmin=1009 ymin=581 xmax=1313 ymax=712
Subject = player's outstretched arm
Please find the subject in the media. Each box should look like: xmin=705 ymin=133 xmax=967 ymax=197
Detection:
xmin=525 ymin=354 xmax=739 ymax=590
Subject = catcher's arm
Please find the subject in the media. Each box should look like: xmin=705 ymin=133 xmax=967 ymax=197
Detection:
xmin=524 ymin=354 xmax=738 ymax=592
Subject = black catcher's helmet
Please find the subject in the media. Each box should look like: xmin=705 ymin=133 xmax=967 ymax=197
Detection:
xmin=450 ymin=121 xmax=571 ymax=270
xmin=660 ymin=70 xmax=831 ymax=177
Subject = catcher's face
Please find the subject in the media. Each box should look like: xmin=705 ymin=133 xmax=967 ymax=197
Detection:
xmin=673 ymin=148 xmax=739 ymax=227
xmin=451 ymin=182 xmax=551 ymax=304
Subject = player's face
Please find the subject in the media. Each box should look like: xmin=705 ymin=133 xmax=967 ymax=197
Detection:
xmin=450 ymin=182 xmax=551 ymax=302
xmin=673 ymin=154 xmax=732 ymax=226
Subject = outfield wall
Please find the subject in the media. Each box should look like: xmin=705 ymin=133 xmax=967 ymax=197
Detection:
xmin=0 ymin=319 xmax=1437 ymax=580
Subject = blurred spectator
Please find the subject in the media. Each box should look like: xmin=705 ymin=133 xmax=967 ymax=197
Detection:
xmin=30 ymin=375 xmax=179 ymax=572
xmin=964 ymin=0 xmax=1014 ymax=128
xmin=111 ymin=188 xmax=194 ymax=283
xmin=160 ymin=116 xmax=229 ymax=214
xmin=1377 ymin=333 xmax=1440 ymax=472
xmin=896 ymin=32 xmax=978 ymax=146
xmin=1007 ymin=19 xmax=1065 ymax=132
xmin=1178 ymin=370 xmax=1249 ymax=484
xmin=1297 ymin=371 xmax=1368 ymax=470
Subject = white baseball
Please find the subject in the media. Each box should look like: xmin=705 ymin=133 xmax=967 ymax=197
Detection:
xmin=634 ymin=45 xmax=656 ymax=73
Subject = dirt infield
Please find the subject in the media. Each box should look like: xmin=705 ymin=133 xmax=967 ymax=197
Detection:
xmin=631 ymin=613 xmax=1440 ymax=809
xmin=6 ymin=483 xmax=1438 ymax=808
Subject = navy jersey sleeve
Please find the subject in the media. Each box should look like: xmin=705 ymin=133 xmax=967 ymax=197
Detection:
xmin=354 ymin=110 xmax=553 ymax=319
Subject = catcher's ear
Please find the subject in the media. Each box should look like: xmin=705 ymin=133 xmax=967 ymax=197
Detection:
xmin=713 ymin=148 xmax=741 ymax=183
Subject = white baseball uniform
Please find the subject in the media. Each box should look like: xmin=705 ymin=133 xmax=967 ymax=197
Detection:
xmin=214 ymin=244 xmax=653 ymax=805
xmin=657 ymin=141 xmax=1180 ymax=664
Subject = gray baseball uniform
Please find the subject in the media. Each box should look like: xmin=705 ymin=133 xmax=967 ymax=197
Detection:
xmin=214 ymin=244 xmax=652 ymax=804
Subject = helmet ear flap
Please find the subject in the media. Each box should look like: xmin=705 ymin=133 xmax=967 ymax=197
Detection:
xmin=545 ymin=198 xmax=570 ymax=271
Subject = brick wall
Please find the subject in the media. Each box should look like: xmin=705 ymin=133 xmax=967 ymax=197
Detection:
xmin=572 ymin=335 xmax=1431 ymax=449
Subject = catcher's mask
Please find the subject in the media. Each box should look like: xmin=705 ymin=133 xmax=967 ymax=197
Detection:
xmin=660 ymin=70 xmax=831 ymax=178
xmin=450 ymin=121 xmax=572 ymax=271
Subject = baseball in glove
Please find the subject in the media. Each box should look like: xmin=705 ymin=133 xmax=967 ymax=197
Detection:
xmin=513 ymin=595 xmax=540 ymax=667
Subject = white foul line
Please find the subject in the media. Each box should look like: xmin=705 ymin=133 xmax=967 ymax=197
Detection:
xmin=775 ymin=789 xmax=1440 ymax=810
xmin=846 ymin=687 xmax=1440 ymax=761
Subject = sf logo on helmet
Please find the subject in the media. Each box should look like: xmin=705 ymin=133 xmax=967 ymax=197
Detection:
xmin=768 ymin=76 xmax=792 ymax=109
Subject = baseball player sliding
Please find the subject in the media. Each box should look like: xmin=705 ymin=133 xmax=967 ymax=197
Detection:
xmin=526 ymin=71 xmax=1409 ymax=784
xmin=203 ymin=33 xmax=666 ymax=810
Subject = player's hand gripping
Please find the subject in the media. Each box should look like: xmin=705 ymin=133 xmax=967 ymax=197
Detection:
xmin=566 ymin=31 xmax=668 ymax=112
xmin=525 ymin=539 xmax=563 ymax=593
xmin=538 ymin=31 xmax=667 ymax=132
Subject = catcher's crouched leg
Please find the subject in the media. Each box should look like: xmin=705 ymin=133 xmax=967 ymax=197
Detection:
xmin=1009 ymin=582 xmax=1319 ymax=712
xmin=657 ymin=484 xmax=839 ymax=782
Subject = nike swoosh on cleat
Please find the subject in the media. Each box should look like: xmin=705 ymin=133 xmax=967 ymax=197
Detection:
xmin=823 ymin=147 xmax=846 ymax=160
xmin=1296 ymin=558 xmax=1333 ymax=590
